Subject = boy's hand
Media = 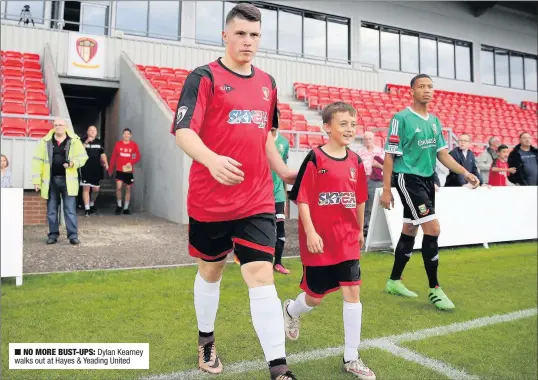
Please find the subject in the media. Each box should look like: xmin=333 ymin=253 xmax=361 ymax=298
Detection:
xmin=508 ymin=167 xmax=517 ymax=174
xmin=380 ymin=189 xmax=394 ymax=209
xmin=307 ymin=231 xmax=324 ymax=254
xmin=359 ymin=231 xmax=365 ymax=249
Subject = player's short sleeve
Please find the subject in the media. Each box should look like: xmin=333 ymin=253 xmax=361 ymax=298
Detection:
xmin=385 ymin=114 xmax=404 ymax=155
xmin=288 ymin=149 xmax=317 ymax=203
xmin=99 ymin=140 xmax=104 ymax=155
xmin=435 ymin=117 xmax=448 ymax=152
xmin=269 ymin=75 xmax=278 ymax=130
xmin=355 ymin=156 xmax=368 ymax=204
xmin=171 ymin=66 xmax=213 ymax=135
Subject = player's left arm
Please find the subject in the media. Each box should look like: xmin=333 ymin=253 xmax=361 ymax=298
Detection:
xmin=266 ymin=82 xmax=296 ymax=184
xmin=132 ymin=143 xmax=141 ymax=165
xmin=355 ymin=157 xmax=368 ymax=247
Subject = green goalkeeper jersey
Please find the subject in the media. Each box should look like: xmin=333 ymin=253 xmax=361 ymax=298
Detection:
xmin=272 ymin=132 xmax=289 ymax=203
xmin=384 ymin=107 xmax=447 ymax=177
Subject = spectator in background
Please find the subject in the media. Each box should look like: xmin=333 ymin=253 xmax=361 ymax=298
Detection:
xmin=81 ymin=125 xmax=108 ymax=216
xmin=1 ymin=154 xmax=13 ymax=188
xmin=445 ymin=134 xmax=483 ymax=187
xmin=508 ymin=132 xmax=538 ymax=186
xmin=489 ymin=145 xmax=516 ymax=187
xmin=476 ymin=136 xmax=500 ymax=184
xmin=31 ymin=118 xmax=88 ymax=245
xmin=357 ymin=131 xmax=384 ymax=237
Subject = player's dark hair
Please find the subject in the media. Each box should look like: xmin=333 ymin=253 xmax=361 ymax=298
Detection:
xmin=410 ymin=74 xmax=432 ymax=88
xmin=321 ymin=102 xmax=356 ymax=125
xmin=519 ymin=131 xmax=531 ymax=138
xmin=123 ymin=128 xmax=132 ymax=134
xmin=225 ymin=3 xmax=261 ymax=25
xmin=497 ymin=144 xmax=509 ymax=152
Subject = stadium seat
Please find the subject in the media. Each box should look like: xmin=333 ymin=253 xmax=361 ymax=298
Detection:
xmin=2 ymin=103 xmax=25 ymax=114
xmin=308 ymin=135 xmax=324 ymax=147
xmin=1 ymin=118 xmax=27 ymax=136
xmin=26 ymin=104 xmax=50 ymax=116
xmin=279 ymin=120 xmax=292 ymax=130
xmin=3 ymin=90 xmax=25 ymax=100
xmin=25 ymin=81 xmax=45 ymax=90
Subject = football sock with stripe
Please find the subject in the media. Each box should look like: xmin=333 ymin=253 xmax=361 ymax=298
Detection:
xmin=390 ymin=233 xmax=415 ymax=280
xmin=422 ymin=234 xmax=440 ymax=288
xmin=194 ymin=271 xmax=221 ymax=345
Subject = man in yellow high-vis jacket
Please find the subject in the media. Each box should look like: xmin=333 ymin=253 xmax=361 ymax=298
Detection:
xmin=32 ymin=118 xmax=88 ymax=245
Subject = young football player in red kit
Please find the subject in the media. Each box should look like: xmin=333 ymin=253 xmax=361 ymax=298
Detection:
xmin=286 ymin=102 xmax=376 ymax=380
xmin=171 ymin=4 xmax=297 ymax=380
xmin=489 ymin=144 xmax=516 ymax=186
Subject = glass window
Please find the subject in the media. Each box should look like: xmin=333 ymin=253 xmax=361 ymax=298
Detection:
xmin=1 ymin=1 xmax=5 ymax=18
xmin=149 ymin=1 xmax=180 ymax=40
xmin=5 ymin=1 xmax=44 ymax=23
xmin=278 ymin=10 xmax=302 ymax=55
xmin=116 ymin=1 xmax=148 ymax=36
xmin=495 ymin=49 xmax=509 ymax=87
xmin=328 ymin=19 xmax=349 ymax=62
xmin=259 ymin=7 xmax=277 ymax=52
xmin=420 ymin=36 xmax=437 ymax=76
xmin=438 ymin=38 xmax=455 ymax=79
xmin=196 ymin=1 xmax=223 ymax=45
xmin=80 ymin=3 xmax=108 ymax=36
xmin=224 ymin=1 xmax=234 ymax=22
xmin=455 ymin=43 xmax=471 ymax=81
xmin=400 ymin=31 xmax=419 ymax=73
xmin=360 ymin=24 xmax=379 ymax=67
xmin=380 ymin=27 xmax=399 ymax=71
xmin=304 ymin=13 xmax=326 ymax=59
xmin=509 ymin=53 xmax=524 ymax=89
xmin=524 ymin=57 xmax=537 ymax=91
xmin=481 ymin=47 xmax=494 ymax=84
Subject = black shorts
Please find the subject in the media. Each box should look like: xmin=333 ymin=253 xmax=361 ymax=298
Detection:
xmin=80 ymin=164 xmax=103 ymax=187
xmin=116 ymin=171 xmax=134 ymax=185
xmin=393 ymin=172 xmax=437 ymax=225
xmin=275 ymin=202 xmax=285 ymax=240
xmin=189 ymin=213 xmax=276 ymax=264
xmin=300 ymin=260 xmax=361 ymax=299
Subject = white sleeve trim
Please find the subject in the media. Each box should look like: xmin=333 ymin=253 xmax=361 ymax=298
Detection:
xmin=385 ymin=149 xmax=403 ymax=155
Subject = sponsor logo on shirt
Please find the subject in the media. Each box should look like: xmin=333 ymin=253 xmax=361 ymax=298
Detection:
xmin=349 ymin=167 xmax=357 ymax=182
xmin=228 ymin=110 xmax=268 ymax=129
xmin=415 ymin=127 xmax=422 ymax=133
xmin=318 ymin=192 xmax=356 ymax=208
xmin=262 ymin=87 xmax=270 ymax=101
xmin=417 ymin=138 xmax=436 ymax=149
xmin=221 ymin=84 xmax=234 ymax=93
xmin=318 ymin=168 xmax=328 ymax=174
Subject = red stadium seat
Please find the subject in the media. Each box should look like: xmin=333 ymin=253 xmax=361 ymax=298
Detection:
xmin=293 ymin=120 xmax=307 ymax=131
xmin=3 ymin=90 xmax=25 ymax=100
xmin=299 ymin=135 xmax=309 ymax=149
xmin=27 ymin=119 xmax=52 ymax=132
xmin=25 ymin=81 xmax=45 ymax=90
xmin=23 ymin=61 xmax=41 ymax=70
xmin=308 ymin=135 xmax=324 ymax=147
xmin=26 ymin=104 xmax=50 ymax=115
xmin=2 ymin=103 xmax=25 ymax=114
xmin=3 ymin=51 xmax=22 ymax=59
xmin=2 ymin=68 xmax=23 ymax=77
xmin=28 ymin=129 xmax=49 ymax=138
xmin=23 ymin=70 xmax=43 ymax=79
xmin=3 ymin=58 xmax=23 ymax=68
xmin=280 ymin=109 xmax=292 ymax=120
xmin=307 ymin=125 xmax=321 ymax=133
xmin=279 ymin=120 xmax=292 ymax=130
xmin=3 ymin=78 xmax=23 ymax=87
xmin=2 ymin=98 xmax=24 ymax=105
xmin=1 ymin=118 xmax=27 ymax=136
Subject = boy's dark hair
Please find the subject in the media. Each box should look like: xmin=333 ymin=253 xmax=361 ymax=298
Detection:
xmin=225 ymin=3 xmax=261 ymax=25
xmin=321 ymin=102 xmax=356 ymax=125
xmin=123 ymin=128 xmax=132 ymax=134
xmin=410 ymin=74 xmax=432 ymax=88
xmin=498 ymin=144 xmax=509 ymax=152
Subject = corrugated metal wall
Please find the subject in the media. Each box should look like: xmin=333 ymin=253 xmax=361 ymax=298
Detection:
xmin=1 ymin=24 xmax=380 ymax=96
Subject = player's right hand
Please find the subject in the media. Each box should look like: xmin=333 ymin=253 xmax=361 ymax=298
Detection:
xmin=508 ymin=167 xmax=517 ymax=174
xmin=380 ymin=189 xmax=394 ymax=209
xmin=306 ymin=231 xmax=324 ymax=254
xmin=208 ymin=155 xmax=245 ymax=186
xmin=34 ymin=184 xmax=40 ymax=192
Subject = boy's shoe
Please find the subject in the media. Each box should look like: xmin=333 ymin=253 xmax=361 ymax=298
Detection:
xmin=122 ymin=209 xmax=131 ymax=215
xmin=385 ymin=279 xmax=418 ymax=297
xmin=273 ymin=370 xmax=297 ymax=380
xmin=115 ymin=206 xmax=122 ymax=215
xmin=428 ymin=287 xmax=455 ymax=310
xmin=84 ymin=209 xmax=91 ymax=217
xmin=283 ymin=300 xmax=300 ymax=341
xmin=344 ymin=358 xmax=376 ymax=379
xmin=198 ymin=342 xmax=223 ymax=374
xmin=274 ymin=264 xmax=290 ymax=275
xmin=90 ymin=206 xmax=97 ymax=213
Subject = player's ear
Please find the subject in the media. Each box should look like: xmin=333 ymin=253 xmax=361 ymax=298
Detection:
xmin=222 ymin=29 xmax=228 ymax=45
xmin=323 ymin=123 xmax=331 ymax=134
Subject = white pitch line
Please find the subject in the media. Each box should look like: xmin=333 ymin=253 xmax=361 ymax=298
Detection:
xmin=140 ymin=308 xmax=537 ymax=380
xmin=375 ymin=342 xmax=479 ymax=380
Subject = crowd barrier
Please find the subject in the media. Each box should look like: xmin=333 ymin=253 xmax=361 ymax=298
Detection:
xmin=1 ymin=188 xmax=24 ymax=286
xmin=366 ymin=186 xmax=537 ymax=251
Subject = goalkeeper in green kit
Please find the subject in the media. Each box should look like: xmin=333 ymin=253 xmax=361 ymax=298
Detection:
xmin=272 ymin=110 xmax=290 ymax=274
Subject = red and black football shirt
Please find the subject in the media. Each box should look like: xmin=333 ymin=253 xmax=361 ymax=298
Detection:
xmin=290 ymin=147 xmax=368 ymax=267
xmin=171 ymin=58 xmax=278 ymax=222
xmin=489 ymin=158 xmax=508 ymax=186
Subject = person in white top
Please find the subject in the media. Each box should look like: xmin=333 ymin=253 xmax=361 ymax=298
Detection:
xmin=356 ymin=131 xmax=384 ymax=237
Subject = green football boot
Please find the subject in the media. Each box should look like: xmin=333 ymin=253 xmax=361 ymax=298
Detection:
xmin=385 ymin=279 xmax=418 ymax=297
xmin=428 ymin=287 xmax=455 ymax=310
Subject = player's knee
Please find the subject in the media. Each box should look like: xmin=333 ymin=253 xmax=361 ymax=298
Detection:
xmin=422 ymin=220 xmax=440 ymax=236
xmin=198 ymin=260 xmax=225 ymax=283
xmin=241 ymin=260 xmax=274 ymax=288
xmin=305 ymin=294 xmax=323 ymax=307
xmin=341 ymin=285 xmax=360 ymax=303
xmin=402 ymin=224 xmax=418 ymax=236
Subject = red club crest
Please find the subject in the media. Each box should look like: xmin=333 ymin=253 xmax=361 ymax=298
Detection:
xmin=76 ymin=37 xmax=98 ymax=63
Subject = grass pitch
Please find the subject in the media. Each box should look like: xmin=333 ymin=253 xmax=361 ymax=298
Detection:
xmin=2 ymin=242 xmax=536 ymax=380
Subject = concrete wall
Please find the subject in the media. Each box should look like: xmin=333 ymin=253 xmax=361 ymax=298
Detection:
xmin=118 ymin=53 xmax=190 ymax=223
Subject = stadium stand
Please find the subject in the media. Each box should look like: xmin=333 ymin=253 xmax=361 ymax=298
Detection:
xmin=135 ymin=64 xmax=327 ymax=149
xmin=293 ymin=81 xmax=538 ymax=156
xmin=1 ymin=50 xmax=52 ymax=138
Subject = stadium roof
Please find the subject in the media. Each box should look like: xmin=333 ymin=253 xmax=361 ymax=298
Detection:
xmin=467 ymin=1 xmax=538 ymax=17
